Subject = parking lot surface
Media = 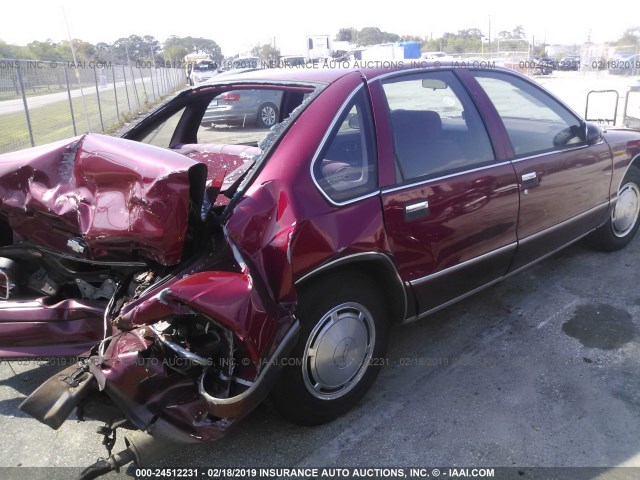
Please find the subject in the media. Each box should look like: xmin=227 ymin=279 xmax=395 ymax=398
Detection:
xmin=2 ymin=235 xmax=640 ymax=478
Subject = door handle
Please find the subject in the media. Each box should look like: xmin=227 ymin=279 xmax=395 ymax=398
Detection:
xmin=404 ymin=200 xmax=430 ymax=221
xmin=405 ymin=200 xmax=429 ymax=213
xmin=521 ymin=172 xmax=539 ymax=188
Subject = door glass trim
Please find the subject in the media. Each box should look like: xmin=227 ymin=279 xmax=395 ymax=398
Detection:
xmin=381 ymin=160 xmax=513 ymax=194
xmin=508 ymin=144 xmax=590 ymax=164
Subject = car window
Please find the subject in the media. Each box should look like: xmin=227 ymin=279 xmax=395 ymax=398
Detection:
xmin=381 ymin=71 xmax=495 ymax=182
xmin=197 ymin=89 xmax=284 ymax=145
xmin=313 ymin=88 xmax=377 ymax=203
xmin=139 ymin=107 xmax=186 ymax=148
xmin=473 ymin=71 xmax=585 ymax=158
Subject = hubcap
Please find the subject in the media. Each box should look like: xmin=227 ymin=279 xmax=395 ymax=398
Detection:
xmin=261 ymin=106 xmax=276 ymax=126
xmin=612 ymin=182 xmax=640 ymax=237
xmin=302 ymin=302 xmax=375 ymax=400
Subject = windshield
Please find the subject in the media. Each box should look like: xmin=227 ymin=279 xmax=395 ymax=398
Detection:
xmin=194 ymin=61 xmax=217 ymax=71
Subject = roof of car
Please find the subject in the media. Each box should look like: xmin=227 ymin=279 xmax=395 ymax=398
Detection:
xmin=199 ymin=61 xmax=507 ymax=87
xmin=204 ymin=67 xmax=355 ymax=84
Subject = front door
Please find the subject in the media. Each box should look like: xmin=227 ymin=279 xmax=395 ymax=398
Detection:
xmin=471 ymin=70 xmax=612 ymax=270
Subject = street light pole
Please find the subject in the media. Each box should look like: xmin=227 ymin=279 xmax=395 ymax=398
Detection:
xmin=488 ymin=14 xmax=491 ymax=55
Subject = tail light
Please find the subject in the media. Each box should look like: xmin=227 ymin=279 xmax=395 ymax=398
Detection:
xmin=220 ymin=92 xmax=240 ymax=102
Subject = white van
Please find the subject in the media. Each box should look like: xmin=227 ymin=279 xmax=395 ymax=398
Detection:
xmin=421 ymin=51 xmax=455 ymax=61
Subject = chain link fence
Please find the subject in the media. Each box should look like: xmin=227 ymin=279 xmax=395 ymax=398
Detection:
xmin=0 ymin=58 xmax=187 ymax=153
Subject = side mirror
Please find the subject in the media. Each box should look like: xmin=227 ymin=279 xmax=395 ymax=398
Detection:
xmin=584 ymin=122 xmax=603 ymax=145
xmin=348 ymin=114 xmax=360 ymax=129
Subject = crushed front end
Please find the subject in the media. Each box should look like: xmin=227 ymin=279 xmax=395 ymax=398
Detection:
xmin=0 ymin=133 xmax=300 ymax=477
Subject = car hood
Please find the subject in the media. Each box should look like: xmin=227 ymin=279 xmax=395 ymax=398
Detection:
xmin=0 ymin=134 xmax=207 ymax=265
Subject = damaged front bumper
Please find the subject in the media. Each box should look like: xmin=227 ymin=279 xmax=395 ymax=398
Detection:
xmin=20 ymin=319 xmax=298 ymax=476
xmin=21 ymin=319 xmax=298 ymax=432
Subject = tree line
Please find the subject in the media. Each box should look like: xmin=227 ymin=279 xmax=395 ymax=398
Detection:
xmin=1 ymin=26 xmax=637 ymax=64
xmin=0 ymin=35 xmax=224 ymax=64
xmin=336 ymin=26 xmax=531 ymax=54
xmin=335 ymin=26 xmax=640 ymax=55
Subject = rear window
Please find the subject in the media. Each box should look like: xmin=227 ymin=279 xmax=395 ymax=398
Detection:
xmin=197 ymin=88 xmax=287 ymax=145
xmin=131 ymin=82 xmax=323 ymax=204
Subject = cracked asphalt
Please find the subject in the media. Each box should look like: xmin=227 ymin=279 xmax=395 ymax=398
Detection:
xmin=1 ymin=234 xmax=640 ymax=479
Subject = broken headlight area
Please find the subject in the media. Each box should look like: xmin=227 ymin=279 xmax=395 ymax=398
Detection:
xmin=144 ymin=314 xmax=240 ymax=386
xmin=20 ymin=310 xmax=262 ymax=430
xmin=19 ymin=314 xmax=272 ymax=478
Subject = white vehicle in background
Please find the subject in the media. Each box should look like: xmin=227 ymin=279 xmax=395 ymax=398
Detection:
xmin=306 ymin=34 xmax=332 ymax=61
xmin=231 ymin=57 xmax=263 ymax=69
xmin=184 ymin=53 xmax=213 ymax=85
xmin=189 ymin=60 xmax=219 ymax=85
xmin=421 ymin=51 xmax=455 ymax=61
xmin=360 ymin=43 xmax=405 ymax=61
xmin=279 ymin=55 xmax=307 ymax=67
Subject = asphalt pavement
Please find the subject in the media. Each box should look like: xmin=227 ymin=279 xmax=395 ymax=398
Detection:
xmin=1 ymin=234 xmax=640 ymax=479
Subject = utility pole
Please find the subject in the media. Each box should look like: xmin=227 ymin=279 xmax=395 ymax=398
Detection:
xmin=532 ymin=34 xmax=535 ymax=56
xmin=62 ymin=6 xmax=91 ymax=131
xmin=488 ymin=14 xmax=491 ymax=54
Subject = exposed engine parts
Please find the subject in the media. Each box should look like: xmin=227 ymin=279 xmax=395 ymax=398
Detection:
xmin=0 ymin=257 xmax=17 ymax=299
xmin=0 ymin=247 xmax=150 ymax=302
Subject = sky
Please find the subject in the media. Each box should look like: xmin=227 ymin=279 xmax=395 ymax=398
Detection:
xmin=1 ymin=0 xmax=636 ymax=56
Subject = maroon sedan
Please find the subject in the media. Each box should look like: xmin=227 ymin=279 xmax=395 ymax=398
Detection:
xmin=2 ymin=65 xmax=640 ymax=475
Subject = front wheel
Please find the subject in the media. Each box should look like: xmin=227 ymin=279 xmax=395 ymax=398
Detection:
xmin=256 ymin=103 xmax=278 ymax=128
xmin=590 ymin=165 xmax=640 ymax=251
xmin=270 ymin=273 xmax=389 ymax=425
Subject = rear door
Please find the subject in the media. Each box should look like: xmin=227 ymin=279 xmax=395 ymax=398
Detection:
xmin=372 ymin=70 xmax=520 ymax=316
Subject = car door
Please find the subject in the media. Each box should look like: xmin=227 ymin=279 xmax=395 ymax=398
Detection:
xmin=372 ymin=70 xmax=520 ymax=316
xmin=470 ymin=70 xmax=613 ymax=270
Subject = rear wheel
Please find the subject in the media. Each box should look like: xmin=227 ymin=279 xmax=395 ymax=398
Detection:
xmin=270 ymin=273 xmax=389 ymax=425
xmin=590 ymin=165 xmax=640 ymax=251
xmin=256 ymin=103 xmax=278 ymax=128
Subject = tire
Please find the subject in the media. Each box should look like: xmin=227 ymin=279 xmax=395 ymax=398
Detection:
xmin=590 ymin=165 xmax=640 ymax=251
xmin=256 ymin=103 xmax=278 ymax=128
xmin=270 ymin=272 xmax=389 ymax=426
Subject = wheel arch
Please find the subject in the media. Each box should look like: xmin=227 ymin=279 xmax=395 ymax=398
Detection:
xmin=612 ymin=148 xmax=640 ymax=198
xmin=590 ymin=155 xmax=640 ymax=251
xmin=610 ymin=153 xmax=640 ymax=215
xmin=294 ymin=253 xmax=409 ymax=324
xmin=626 ymin=153 xmax=640 ymax=179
